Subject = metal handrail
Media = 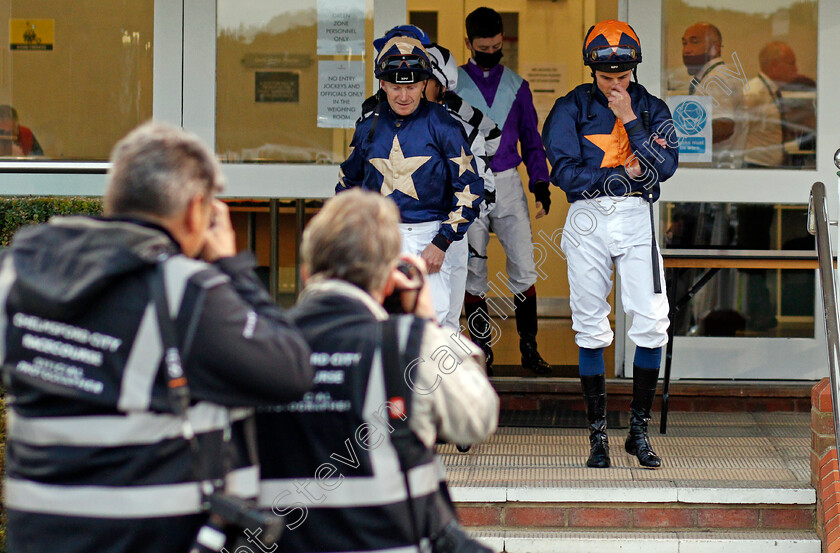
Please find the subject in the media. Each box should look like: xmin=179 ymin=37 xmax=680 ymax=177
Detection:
xmin=808 ymin=181 xmax=840 ymax=453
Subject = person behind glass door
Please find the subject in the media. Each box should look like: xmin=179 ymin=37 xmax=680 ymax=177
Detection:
xmin=736 ymin=42 xmax=806 ymax=332
xmin=744 ymin=42 xmax=801 ymax=169
xmin=0 ymin=104 xmax=43 ymax=156
xmin=681 ymin=22 xmax=747 ymax=168
xmin=455 ymin=7 xmax=553 ymax=376
xmin=753 ymin=42 xmax=816 ymax=168
xmin=542 ymin=19 xmax=678 ymax=469
xmin=677 ymin=23 xmax=746 ymax=331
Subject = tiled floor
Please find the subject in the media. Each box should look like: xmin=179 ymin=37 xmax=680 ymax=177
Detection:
xmin=439 ymin=411 xmax=811 ymax=497
xmin=444 ymin=411 xmax=818 ymax=551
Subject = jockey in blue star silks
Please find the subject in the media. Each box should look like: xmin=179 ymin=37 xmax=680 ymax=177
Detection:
xmin=361 ymin=31 xmax=502 ymax=331
xmin=542 ymin=19 xmax=678 ymax=470
xmin=337 ymin=35 xmax=484 ymax=327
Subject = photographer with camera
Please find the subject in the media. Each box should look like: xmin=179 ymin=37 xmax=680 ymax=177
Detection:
xmin=256 ymin=189 xmax=499 ymax=553
xmin=0 ymin=122 xmax=314 ymax=553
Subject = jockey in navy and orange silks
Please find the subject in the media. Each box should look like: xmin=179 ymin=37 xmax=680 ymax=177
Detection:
xmin=543 ymin=19 xmax=677 ymax=203
xmin=542 ymin=19 xmax=678 ymax=471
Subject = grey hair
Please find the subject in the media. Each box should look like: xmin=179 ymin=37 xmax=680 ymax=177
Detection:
xmin=103 ymin=122 xmax=225 ymax=217
xmin=301 ymin=189 xmax=402 ymax=293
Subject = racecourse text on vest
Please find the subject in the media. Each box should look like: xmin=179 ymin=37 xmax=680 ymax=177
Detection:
xmin=13 ymin=312 xmax=122 ymax=352
xmin=21 ymin=333 xmax=104 ymax=366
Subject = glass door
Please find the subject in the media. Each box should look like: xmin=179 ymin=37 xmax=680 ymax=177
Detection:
xmin=627 ymin=0 xmax=840 ymax=379
xmin=0 ymin=0 xmax=167 ymax=196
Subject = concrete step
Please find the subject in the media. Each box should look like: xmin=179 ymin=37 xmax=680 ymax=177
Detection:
xmin=492 ymin=377 xmax=813 ymax=413
xmin=441 ymin=413 xmax=817 ymax=548
xmin=467 ymin=528 xmax=820 ymax=553
xmin=451 ymin=483 xmax=815 ymax=532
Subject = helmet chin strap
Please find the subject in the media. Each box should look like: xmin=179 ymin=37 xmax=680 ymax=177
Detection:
xmin=587 ymin=77 xmax=597 ymax=120
xmin=367 ymin=101 xmax=382 ymax=142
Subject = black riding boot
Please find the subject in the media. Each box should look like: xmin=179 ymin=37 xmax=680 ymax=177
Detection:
xmin=515 ymin=289 xmax=551 ymax=375
xmin=464 ymin=294 xmax=494 ymax=375
xmin=580 ymin=374 xmax=610 ymax=468
xmin=625 ymin=366 xmax=662 ymax=468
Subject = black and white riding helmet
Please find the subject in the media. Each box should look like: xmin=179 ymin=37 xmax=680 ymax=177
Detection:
xmin=425 ymin=43 xmax=458 ymax=91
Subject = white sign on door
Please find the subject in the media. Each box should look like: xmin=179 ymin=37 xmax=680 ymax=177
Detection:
xmin=317 ymin=61 xmax=365 ymax=128
xmin=317 ymin=0 xmax=365 ymax=56
xmin=666 ymin=95 xmax=713 ymax=163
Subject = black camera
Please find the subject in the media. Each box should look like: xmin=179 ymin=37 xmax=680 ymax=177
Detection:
xmin=383 ymin=260 xmax=424 ymax=314
xmin=188 ymin=492 xmax=284 ymax=553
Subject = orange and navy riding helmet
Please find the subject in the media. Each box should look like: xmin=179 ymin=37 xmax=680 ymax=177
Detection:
xmin=583 ymin=19 xmax=642 ymax=73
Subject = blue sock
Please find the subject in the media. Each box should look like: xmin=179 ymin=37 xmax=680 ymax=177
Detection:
xmin=634 ymin=346 xmax=662 ymax=369
xmin=578 ymin=347 xmax=605 ymax=376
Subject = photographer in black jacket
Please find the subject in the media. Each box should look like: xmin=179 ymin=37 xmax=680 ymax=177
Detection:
xmin=257 ymin=189 xmax=498 ymax=553
xmin=0 ymin=122 xmax=314 ymax=553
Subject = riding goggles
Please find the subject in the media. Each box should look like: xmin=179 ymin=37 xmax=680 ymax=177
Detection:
xmin=588 ymin=45 xmax=639 ymax=63
xmin=378 ymin=55 xmax=429 ymax=73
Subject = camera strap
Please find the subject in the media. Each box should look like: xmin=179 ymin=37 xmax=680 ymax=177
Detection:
xmin=380 ymin=317 xmax=431 ymax=552
xmin=148 ymin=259 xmax=226 ymax=496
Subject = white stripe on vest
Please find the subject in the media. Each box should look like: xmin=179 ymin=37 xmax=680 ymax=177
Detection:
xmin=5 ymin=466 xmax=258 ymax=518
xmin=0 ymin=255 xmax=16 ymax=365
xmin=259 ymin=322 xmax=439 ymax=510
xmin=7 ymin=403 xmax=252 ymax=447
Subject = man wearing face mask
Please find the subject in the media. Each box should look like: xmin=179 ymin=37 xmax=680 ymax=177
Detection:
xmin=681 ymin=21 xmax=747 ymax=168
xmin=455 ymin=6 xmax=553 ymax=376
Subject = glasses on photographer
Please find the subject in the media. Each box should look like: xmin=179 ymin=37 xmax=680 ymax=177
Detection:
xmin=379 ymin=55 xmax=428 ymax=72
xmin=588 ymin=45 xmax=638 ymax=63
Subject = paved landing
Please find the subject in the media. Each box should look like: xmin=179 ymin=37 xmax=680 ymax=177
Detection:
xmin=440 ymin=411 xmax=812 ymax=504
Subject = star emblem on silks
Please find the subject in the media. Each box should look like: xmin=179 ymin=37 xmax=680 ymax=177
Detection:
xmin=449 ymin=147 xmax=474 ymax=177
xmin=369 ymin=135 xmax=431 ymax=201
xmin=454 ymin=187 xmax=480 ymax=208
xmin=443 ymin=207 xmax=468 ymax=232
xmin=584 ymin=119 xmax=633 ymax=168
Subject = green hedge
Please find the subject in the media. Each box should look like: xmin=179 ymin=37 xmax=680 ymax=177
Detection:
xmin=0 ymin=196 xmax=103 ymax=552
xmin=0 ymin=196 xmax=102 ymax=247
